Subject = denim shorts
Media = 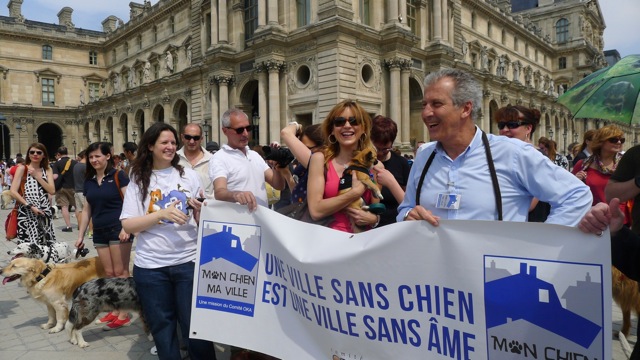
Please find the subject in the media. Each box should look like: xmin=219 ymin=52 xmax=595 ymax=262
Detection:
xmin=92 ymin=224 xmax=134 ymax=247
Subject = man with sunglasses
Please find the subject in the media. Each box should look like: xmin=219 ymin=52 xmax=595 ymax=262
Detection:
xmin=178 ymin=123 xmax=215 ymax=196
xmin=209 ymin=108 xmax=285 ymax=211
xmin=398 ymin=68 xmax=591 ymax=226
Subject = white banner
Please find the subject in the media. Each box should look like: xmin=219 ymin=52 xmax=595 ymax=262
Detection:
xmin=191 ymin=200 xmax=611 ymax=360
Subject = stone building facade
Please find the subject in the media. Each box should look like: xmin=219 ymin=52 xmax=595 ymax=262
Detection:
xmin=0 ymin=0 xmax=634 ymax=160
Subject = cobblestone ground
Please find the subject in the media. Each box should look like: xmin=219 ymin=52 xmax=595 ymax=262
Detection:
xmin=0 ymin=206 xmax=634 ymax=359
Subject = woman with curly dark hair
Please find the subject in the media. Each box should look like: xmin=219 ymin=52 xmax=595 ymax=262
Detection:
xmin=120 ymin=122 xmax=214 ymax=359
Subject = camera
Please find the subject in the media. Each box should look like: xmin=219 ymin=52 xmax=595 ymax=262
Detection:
xmin=262 ymin=146 xmax=295 ymax=168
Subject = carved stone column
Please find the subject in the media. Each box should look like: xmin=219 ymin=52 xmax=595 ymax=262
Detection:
xmin=442 ymin=1 xmax=449 ymax=44
xmin=209 ymin=76 xmax=220 ymax=143
xmin=215 ymin=75 xmax=233 ymax=134
xmin=256 ymin=65 xmax=268 ymax=145
xmin=400 ymin=62 xmax=411 ymax=148
xmin=268 ymin=0 xmax=278 ymax=25
xmin=258 ymin=0 xmax=266 ymax=28
xmin=385 ymin=58 xmax=404 ymax=137
xmin=210 ymin=0 xmax=218 ymax=47
xmin=266 ymin=60 xmax=284 ymax=143
xmin=433 ymin=0 xmax=442 ymax=41
xmin=387 ymin=1 xmax=399 ymax=25
xmin=218 ymin=0 xmax=228 ymax=44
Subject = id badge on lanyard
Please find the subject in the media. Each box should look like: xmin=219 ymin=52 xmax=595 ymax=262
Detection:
xmin=436 ymin=193 xmax=461 ymax=210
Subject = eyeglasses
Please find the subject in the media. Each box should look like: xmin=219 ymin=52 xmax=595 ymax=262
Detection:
xmin=607 ymin=137 xmax=626 ymax=144
xmin=226 ymin=125 xmax=254 ymax=135
xmin=29 ymin=150 xmax=43 ymax=156
xmin=333 ymin=117 xmax=358 ymax=127
xmin=497 ymin=121 xmax=527 ymax=130
xmin=183 ymin=134 xmax=202 ymax=141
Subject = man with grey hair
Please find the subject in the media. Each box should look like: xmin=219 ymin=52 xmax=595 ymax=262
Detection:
xmin=178 ymin=123 xmax=214 ymax=196
xmin=209 ymin=108 xmax=285 ymax=211
xmin=398 ymin=68 xmax=591 ymax=226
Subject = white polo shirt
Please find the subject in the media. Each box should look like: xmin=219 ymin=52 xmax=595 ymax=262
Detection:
xmin=208 ymin=144 xmax=270 ymax=207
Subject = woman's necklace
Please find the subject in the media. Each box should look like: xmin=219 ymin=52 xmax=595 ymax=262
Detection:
xmin=334 ymin=158 xmax=349 ymax=169
xmin=595 ymin=153 xmax=621 ymax=175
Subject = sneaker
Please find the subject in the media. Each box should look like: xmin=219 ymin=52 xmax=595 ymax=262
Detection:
xmin=95 ymin=312 xmax=118 ymax=324
xmin=61 ymin=227 xmax=72 ymax=232
xmin=150 ymin=346 xmax=158 ymax=355
xmin=102 ymin=315 xmax=131 ymax=330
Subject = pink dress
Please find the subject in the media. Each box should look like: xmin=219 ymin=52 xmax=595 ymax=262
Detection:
xmin=324 ymin=160 xmax=373 ymax=233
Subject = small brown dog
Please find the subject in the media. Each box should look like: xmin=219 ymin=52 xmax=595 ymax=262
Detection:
xmin=337 ymin=148 xmax=383 ymax=232
xmin=612 ymin=266 xmax=640 ymax=337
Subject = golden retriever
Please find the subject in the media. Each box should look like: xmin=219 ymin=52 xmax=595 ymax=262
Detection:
xmin=612 ymin=266 xmax=640 ymax=337
xmin=0 ymin=256 xmax=105 ymax=333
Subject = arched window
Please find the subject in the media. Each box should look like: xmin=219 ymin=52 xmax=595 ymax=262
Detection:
xmin=556 ymin=18 xmax=569 ymax=43
xmin=42 ymin=45 xmax=52 ymax=60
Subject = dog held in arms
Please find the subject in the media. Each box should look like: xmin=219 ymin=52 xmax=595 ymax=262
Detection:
xmin=0 ymin=256 xmax=105 ymax=333
xmin=337 ymin=147 xmax=384 ymax=233
xmin=67 ymin=277 xmax=146 ymax=348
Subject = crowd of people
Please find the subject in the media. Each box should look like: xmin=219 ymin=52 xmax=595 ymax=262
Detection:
xmin=3 ymin=67 xmax=639 ymax=359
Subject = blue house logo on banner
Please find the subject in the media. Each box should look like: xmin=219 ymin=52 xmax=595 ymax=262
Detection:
xmin=195 ymin=221 xmax=261 ymax=316
xmin=484 ymin=257 xmax=604 ymax=359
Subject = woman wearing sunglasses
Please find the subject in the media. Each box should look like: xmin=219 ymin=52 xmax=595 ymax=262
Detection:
xmin=307 ymin=99 xmax=380 ymax=232
xmin=10 ymin=143 xmax=56 ymax=244
xmin=494 ymin=105 xmax=552 ymax=223
xmin=572 ymin=124 xmax=630 ymax=225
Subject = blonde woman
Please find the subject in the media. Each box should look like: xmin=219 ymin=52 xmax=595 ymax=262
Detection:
xmin=572 ymin=124 xmax=629 ymax=225
xmin=307 ymin=100 xmax=380 ymax=232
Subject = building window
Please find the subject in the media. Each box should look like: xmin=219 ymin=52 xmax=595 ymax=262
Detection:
xmin=205 ymin=13 xmax=212 ymax=47
xmin=525 ymin=43 xmax=529 ymax=57
xmin=89 ymin=51 xmax=98 ymax=65
xmin=137 ymin=35 xmax=142 ymax=50
xmin=153 ymin=26 xmax=158 ymax=42
xmin=487 ymin=22 xmax=492 ymax=37
xmin=170 ymin=16 xmax=175 ymax=34
xmin=556 ymin=18 xmax=569 ymax=43
xmin=124 ymin=42 xmax=129 ymax=56
xmin=112 ymin=49 xmax=116 ymax=63
xmin=501 ymin=29 xmax=506 ymax=45
xmin=559 ymin=57 xmax=567 ymax=69
xmin=407 ymin=0 xmax=417 ymax=35
xmin=297 ymin=0 xmax=310 ymax=27
xmin=42 ymin=78 xmax=55 ymax=105
xmin=154 ymin=63 xmax=159 ymax=79
xmin=471 ymin=53 xmax=477 ymax=69
xmin=514 ymin=37 xmax=519 ymax=52
xmin=42 ymin=45 xmax=52 ymax=60
xmin=471 ymin=12 xmax=476 ymax=29
xmin=244 ymin=0 xmax=258 ymax=40
xmin=535 ymin=49 xmax=539 ymax=62
xmin=88 ymin=82 xmax=100 ymax=102
xmin=360 ymin=0 xmax=370 ymax=26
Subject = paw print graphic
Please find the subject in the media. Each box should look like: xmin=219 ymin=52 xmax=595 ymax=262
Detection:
xmin=509 ymin=340 xmax=523 ymax=354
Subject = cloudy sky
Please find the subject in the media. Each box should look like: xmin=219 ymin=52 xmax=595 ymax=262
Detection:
xmin=2 ymin=0 xmax=638 ymax=57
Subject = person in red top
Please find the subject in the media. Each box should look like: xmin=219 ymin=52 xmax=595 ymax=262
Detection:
xmin=572 ymin=124 xmax=629 ymax=224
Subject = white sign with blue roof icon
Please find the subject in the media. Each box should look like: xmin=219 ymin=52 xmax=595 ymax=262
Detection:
xmin=195 ymin=221 xmax=261 ymax=316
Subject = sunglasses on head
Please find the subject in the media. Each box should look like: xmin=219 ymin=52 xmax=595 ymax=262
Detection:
xmin=29 ymin=150 xmax=43 ymax=155
xmin=607 ymin=137 xmax=625 ymax=144
xmin=497 ymin=121 xmax=527 ymax=130
xmin=333 ymin=116 xmax=358 ymax=127
xmin=226 ymin=125 xmax=254 ymax=135
xmin=183 ymin=134 xmax=201 ymax=141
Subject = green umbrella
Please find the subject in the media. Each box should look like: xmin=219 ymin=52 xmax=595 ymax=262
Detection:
xmin=557 ymin=54 xmax=640 ymax=125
